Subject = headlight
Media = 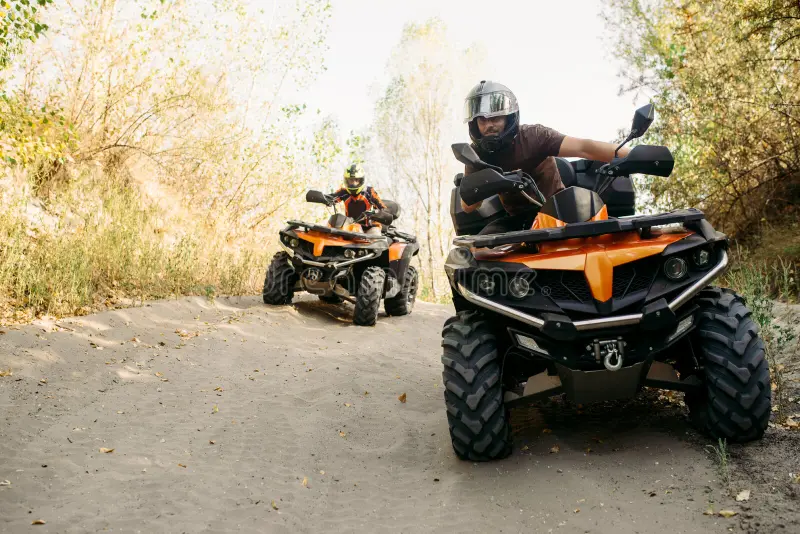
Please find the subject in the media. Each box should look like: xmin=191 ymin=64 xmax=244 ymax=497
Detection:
xmin=476 ymin=273 xmax=496 ymax=295
xmin=692 ymin=248 xmax=711 ymax=268
xmin=508 ymin=276 xmax=531 ymax=299
xmin=290 ymin=238 xmax=300 ymax=248
xmin=664 ymin=257 xmax=688 ymax=281
xmin=344 ymin=249 xmax=356 ymax=259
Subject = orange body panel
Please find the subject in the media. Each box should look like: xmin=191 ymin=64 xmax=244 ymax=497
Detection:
xmin=296 ymin=229 xmax=368 ymax=257
xmin=389 ymin=242 xmax=407 ymax=261
xmin=481 ymin=208 xmax=692 ymax=303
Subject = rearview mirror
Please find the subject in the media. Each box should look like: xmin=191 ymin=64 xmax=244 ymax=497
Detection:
xmin=630 ymin=103 xmax=655 ymax=139
xmin=306 ymin=190 xmax=329 ymax=205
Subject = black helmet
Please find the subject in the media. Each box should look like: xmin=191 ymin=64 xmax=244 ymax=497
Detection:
xmin=464 ymin=80 xmax=519 ymax=156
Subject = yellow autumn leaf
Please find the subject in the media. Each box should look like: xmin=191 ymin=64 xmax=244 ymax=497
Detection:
xmin=398 ymin=393 xmax=407 ymax=403
xmin=212 ymin=405 xmax=219 ymax=414
xmin=271 ymin=500 xmax=279 ymax=510
xmin=550 ymin=445 xmax=560 ymax=454
xmin=542 ymin=428 xmax=552 ymax=434
xmin=99 ymin=447 xmax=114 ymax=454
xmin=0 ymin=368 xmax=12 ymax=377
xmin=719 ymin=510 xmax=737 ymax=518
xmin=178 ymin=463 xmax=187 ymax=468
xmin=302 ymin=477 xmax=308 ymax=487
xmin=31 ymin=519 xmax=46 ymax=525
xmin=339 ymin=431 xmax=346 ymax=438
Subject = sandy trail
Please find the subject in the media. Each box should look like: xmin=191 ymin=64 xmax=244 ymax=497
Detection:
xmin=0 ymin=295 xmax=797 ymax=533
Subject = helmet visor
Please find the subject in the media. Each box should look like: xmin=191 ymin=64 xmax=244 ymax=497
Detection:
xmin=345 ymin=177 xmax=364 ymax=189
xmin=463 ymin=91 xmax=518 ymax=123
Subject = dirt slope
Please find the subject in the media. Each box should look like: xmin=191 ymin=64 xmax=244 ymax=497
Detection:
xmin=0 ymin=295 xmax=797 ymax=533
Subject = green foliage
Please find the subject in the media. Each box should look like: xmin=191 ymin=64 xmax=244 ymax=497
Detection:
xmin=0 ymin=0 xmax=53 ymax=69
xmin=604 ymin=0 xmax=800 ymax=237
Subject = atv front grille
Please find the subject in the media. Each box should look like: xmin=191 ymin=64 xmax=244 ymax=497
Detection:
xmin=534 ymin=270 xmax=592 ymax=303
xmin=612 ymin=258 xmax=660 ymax=299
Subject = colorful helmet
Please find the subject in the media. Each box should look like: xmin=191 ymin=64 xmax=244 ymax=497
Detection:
xmin=464 ymin=80 xmax=520 ymax=156
xmin=343 ymin=163 xmax=365 ymax=195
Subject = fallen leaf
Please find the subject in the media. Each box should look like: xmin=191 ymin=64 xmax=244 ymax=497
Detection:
xmin=39 ymin=378 xmax=48 ymax=384
xmin=398 ymin=393 xmax=407 ymax=403
xmin=178 ymin=464 xmax=187 ymax=468
xmin=116 ymin=411 xmax=124 ymax=414
xmin=32 ymin=519 xmax=46 ymax=525
xmin=0 ymin=368 xmax=12 ymax=377
xmin=550 ymin=445 xmax=560 ymax=454
xmin=302 ymin=477 xmax=309 ymax=487
xmin=339 ymin=431 xmax=346 ymax=438
xmin=320 ymin=470 xmax=325 ymax=475
xmin=130 ymin=337 xmax=140 ymax=343
xmin=214 ymin=386 xmax=223 ymax=392
xmin=344 ymin=403 xmax=352 ymax=408
xmin=364 ymin=391 xmax=369 ymax=395
xmin=307 ymin=368 xmax=313 ymax=372
xmin=521 ymin=445 xmax=529 ymax=451
xmin=212 ymin=405 xmax=219 ymax=414
xmin=271 ymin=500 xmax=279 ymax=510
xmin=719 ymin=510 xmax=738 ymax=518
xmin=703 ymin=507 xmax=715 ymax=516
xmin=542 ymin=428 xmax=552 ymax=434
xmin=736 ymin=489 xmax=751 ymax=502
xmin=161 ymin=378 xmax=169 ymax=382
xmin=577 ymin=499 xmax=586 ymax=503
xmin=99 ymin=448 xmax=114 ymax=454
xmin=155 ymin=372 xmax=163 ymax=377
xmin=585 ymin=448 xmax=592 ymax=454
xmin=0 ymin=480 xmax=10 ymax=486
xmin=209 ymin=440 xmax=215 ymax=445
xmin=574 ymin=508 xmax=580 ymax=513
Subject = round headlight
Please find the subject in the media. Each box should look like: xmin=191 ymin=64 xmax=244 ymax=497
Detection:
xmin=290 ymin=238 xmax=300 ymax=248
xmin=509 ymin=276 xmax=531 ymax=299
xmin=477 ymin=274 xmax=495 ymax=295
xmin=692 ymin=248 xmax=711 ymax=268
xmin=664 ymin=257 xmax=689 ymax=280
xmin=344 ymin=249 xmax=356 ymax=259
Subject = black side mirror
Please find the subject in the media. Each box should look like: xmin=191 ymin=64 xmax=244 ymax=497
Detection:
xmin=371 ymin=210 xmax=394 ymax=225
xmin=630 ymin=103 xmax=655 ymax=139
xmin=306 ymin=190 xmax=330 ymax=205
xmin=615 ymin=103 xmax=656 ymax=158
xmin=452 ymin=143 xmax=481 ymax=167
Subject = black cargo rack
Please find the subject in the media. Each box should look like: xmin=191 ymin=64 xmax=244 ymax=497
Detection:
xmin=285 ymin=220 xmax=387 ymax=241
xmin=453 ymin=209 xmax=707 ymax=249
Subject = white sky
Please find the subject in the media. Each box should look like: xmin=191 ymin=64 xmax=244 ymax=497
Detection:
xmin=300 ymin=0 xmax=648 ymax=143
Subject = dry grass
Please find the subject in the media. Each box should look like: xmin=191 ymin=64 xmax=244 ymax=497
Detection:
xmin=0 ymin=168 xmax=264 ymax=323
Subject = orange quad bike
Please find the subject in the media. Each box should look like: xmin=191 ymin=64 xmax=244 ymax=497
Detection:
xmin=442 ymin=104 xmax=770 ymax=461
xmin=262 ymin=190 xmax=420 ymax=326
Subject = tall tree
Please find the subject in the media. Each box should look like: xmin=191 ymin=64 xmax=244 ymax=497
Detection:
xmin=374 ymin=18 xmax=484 ymax=299
xmin=603 ymin=0 xmax=800 ymax=237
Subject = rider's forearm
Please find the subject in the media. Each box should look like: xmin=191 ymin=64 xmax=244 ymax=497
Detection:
xmin=561 ymin=138 xmax=631 ymax=162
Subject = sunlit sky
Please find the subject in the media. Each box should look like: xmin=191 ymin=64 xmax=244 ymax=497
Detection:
xmin=300 ymin=0 xmax=649 ymax=144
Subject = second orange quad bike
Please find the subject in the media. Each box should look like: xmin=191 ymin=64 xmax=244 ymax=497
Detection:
xmin=262 ymin=190 xmax=419 ymax=326
xmin=442 ymin=104 xmax=771 ymax=461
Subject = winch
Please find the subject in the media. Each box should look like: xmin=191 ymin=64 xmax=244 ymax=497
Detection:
xmin=587 ymin=337 xmax=626 ymax=371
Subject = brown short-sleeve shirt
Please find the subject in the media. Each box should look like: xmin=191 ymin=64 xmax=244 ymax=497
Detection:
xmin=465 ymin=124 xmax=566 ymax=215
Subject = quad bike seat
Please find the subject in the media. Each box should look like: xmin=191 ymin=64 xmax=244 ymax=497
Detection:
xmin=555 ymin=157 xmax=635 ymax=218
xmin=382 ymin=199 xmax=401 ymax=222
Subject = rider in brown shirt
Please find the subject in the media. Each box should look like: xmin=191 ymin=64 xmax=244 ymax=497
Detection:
xmin=461 ymin=81 xmax=630 ymax=235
